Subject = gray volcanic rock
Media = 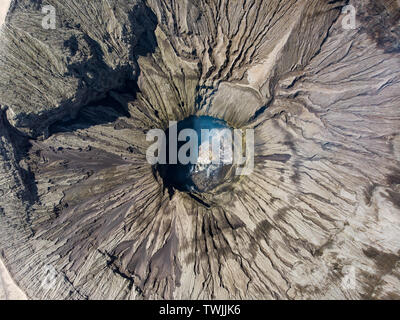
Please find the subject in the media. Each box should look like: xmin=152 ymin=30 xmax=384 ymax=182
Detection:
xmin=0 ymin=0 xmax=154 ymax=137
xmin=0 ymin=0 xmax=400 ymax=300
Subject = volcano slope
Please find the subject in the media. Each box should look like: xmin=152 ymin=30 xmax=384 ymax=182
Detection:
xmin=0 ymin=0 xmax=400 ymax=299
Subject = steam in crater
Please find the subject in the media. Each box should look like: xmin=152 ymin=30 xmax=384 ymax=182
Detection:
xmin=156 ymin=116 xmax=235 ymax=193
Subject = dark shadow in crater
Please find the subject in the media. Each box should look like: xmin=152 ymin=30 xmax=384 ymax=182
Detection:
xmin=49 ymin=4 xmax=158 ymax=135
xmin=48 ymin=92 xmax=133 ymax=134
xmin=157 ymin=115 xmax=234 ymax=197
xmin=0 ymin=110 xmax=38 ymax=212
xmin=11 ymin=4 xmax=159 ymax=222
xmin=131 ymin=5 xmax=158 ymax=58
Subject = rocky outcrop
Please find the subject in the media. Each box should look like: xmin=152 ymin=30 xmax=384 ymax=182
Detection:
xmin=0 ymin=0 xmax=400 ymax=299
xmin=0 ymin=0 xmax=156 ymax=137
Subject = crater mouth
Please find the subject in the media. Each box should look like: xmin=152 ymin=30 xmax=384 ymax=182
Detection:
xmin=156 ymin=115 xmax=235 ymax=193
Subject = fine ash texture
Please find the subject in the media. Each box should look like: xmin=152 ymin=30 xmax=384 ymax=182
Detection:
xmin=0 ymin=0 xmax=400 ymax=299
